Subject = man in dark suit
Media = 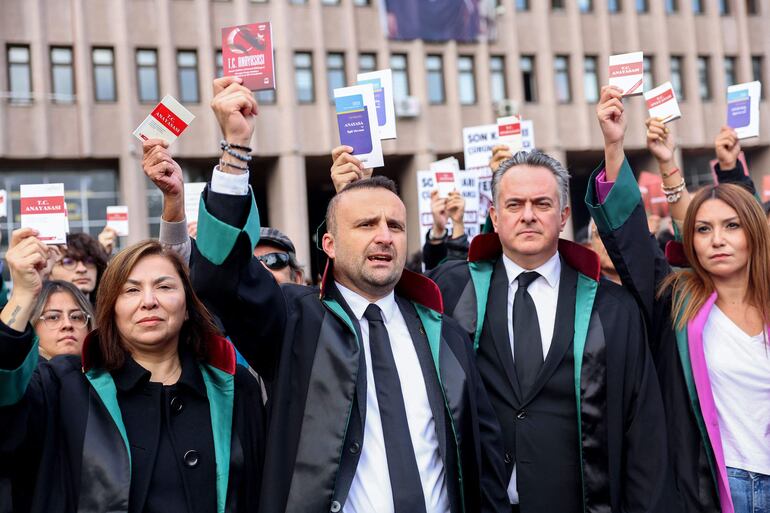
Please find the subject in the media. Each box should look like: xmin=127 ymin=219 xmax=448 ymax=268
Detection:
xmin=144 ymin=76 xmax=510 ymax=513
xmin=426 ymin=150 xmax=671 ymax=513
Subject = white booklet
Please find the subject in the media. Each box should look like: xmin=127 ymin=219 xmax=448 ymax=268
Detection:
xmin=133 ymin=95 xmax=195 ymax=145
xmin=644 ymin=82 xmax=681 ymax=123
xmin=20 ymin=183 xmax=69 ymax=244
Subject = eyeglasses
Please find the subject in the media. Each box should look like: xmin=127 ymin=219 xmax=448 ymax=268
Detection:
xmin=38 ymin=311 xmax=91 ymax=329
xmin=57 ymin=256 xmax=97 ymax=270
xmin=255 ymin=252 xmax=290 ymax=270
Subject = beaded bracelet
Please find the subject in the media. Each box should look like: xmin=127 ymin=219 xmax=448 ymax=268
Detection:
xmin=224 ymin=140 xmax=252 ymax=152
xmin=219 ymin=159 xmax=248 ymax=172
xmin=220 ymin=141 xmax=252 ymax=162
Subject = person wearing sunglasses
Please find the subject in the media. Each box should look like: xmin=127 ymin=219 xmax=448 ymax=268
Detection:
xmin=49 ymin=232 xmax=109 ymax=305
xmin=254 ymin=227 xmax=305 ymax=285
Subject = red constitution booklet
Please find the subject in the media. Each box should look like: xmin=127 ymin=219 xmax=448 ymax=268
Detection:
xmin=221 ymin=22 xmax=275 ymax=91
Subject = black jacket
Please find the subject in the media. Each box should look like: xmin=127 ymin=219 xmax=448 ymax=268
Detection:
xmin=0 ymin=323 xmax=265 ymax=513
xmin=428 ymin=234 xmax=670 ymax=513
xmin=189 ymin=186 xmax=510 ymax=513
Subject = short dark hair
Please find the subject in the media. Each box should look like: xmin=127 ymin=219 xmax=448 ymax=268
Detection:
xmin=93 ymin=240 xmax=220 ymax=371
xmin=325 ymin=176 xmax=399 ymax=234
xmin=64 ymin=232 xmax=109 ymax=300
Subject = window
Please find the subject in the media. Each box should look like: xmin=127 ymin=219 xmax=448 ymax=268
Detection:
xmin=516 ymin=0 xmax=529 ymax=10
xmin=294 ymin=51 xmax=314 ymax=103
xmin=643 ymin=56 xmax=655 ymax=92
xmin=50 ymin=46 xmax=74 ymax=103
xmin=636 ymin=0 xmax=649 ymax=12
xmin=697 ymin=56 xmax=711 ymax=100
xmin=724 ymin=56 xmax=737 ymax=88
xmin=353 ymin=0 xmax=371 ymax=5
xmin=554 ymin=55 xmax=571 ymax=103
xmin=7 ymin=45 xmax=32 ymax=104
xmin=136 ymin=49 xmax=159 ymax=103
xmin=215 ymin=50 xmax=223 ymax=78
xmin=552 ymin=0 xmax=565 ymax=9
xmin=717 ymin=0 xmax=729 ymax=14
xmin=326 ymin=52 xmax=346 ymax=101
xmin=578 ymin=0 xmax=593 ymax=12
xmin=490 ymin=55 xmax=507 ymax=104
xmin=746 ymin=0 xmax=759 ymax=14
xmin=608 ymin=0 xmax=621 ymax=11
xmin=321 ymin=0 xmax=340 ymax=4
xmin=752 ymin=56 xmax=763 ymax=96
xmin=358 ymin=53 xmax=377 ymax=74
xmin=426 ymin=54 xmax=445 ymax=104
xmin=390 ymin=53 xmax=409 ymax=101
xmin=665 ymin=0 xmax=678 ymax=12
xmin=92 ymin=47 xmax=116 ymax=102
xmin=520 ymin=55 xmax=537 ymax=102
xmin=583 ymin=56 xmax=599 ymax=103
xmin=670 ymin=56 xmax=685 ymax=100
xmin=458 ymin=56 xmax=476 ymax=105
xmin=692 ymin=0 xmax=704 ymax=13
xmin=289 ymin=0 xmax=307 ymax=4
xmin=177 ymin=50 xmax=199 ymax=103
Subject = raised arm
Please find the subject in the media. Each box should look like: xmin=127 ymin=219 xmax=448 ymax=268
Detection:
xmin=142 ymin=139 xmax=191 ymax=264
xmin=645 ymin=117 xmax=690 ymax=224
xmin=188 ymin=77 xmax=285 ymax=382
xmin=586 ymin=86 xmax=673 ymax=333
xmin=713 ymin=126 xmax=759 ymax=196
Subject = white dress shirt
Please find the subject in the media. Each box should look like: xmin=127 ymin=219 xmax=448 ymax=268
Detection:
xmin=501 ymin=251 xmax=562 ymax=504
xmin=336 ymin=282 xmax=449 ymax=513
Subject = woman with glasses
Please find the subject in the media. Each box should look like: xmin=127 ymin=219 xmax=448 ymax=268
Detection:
xmin=50 ymin=232 xmax=109 ymax=305
xmin=31 ymin=280 xmax=93 ymax=360
xmin=0 ymin=231 xmax=266 ymax=513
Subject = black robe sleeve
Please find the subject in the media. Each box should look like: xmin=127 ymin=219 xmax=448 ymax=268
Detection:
xmin=190 ymin=185 xmax=287 ymax=383
xmin=584 ymin=159 xmax=675 ymax=356
xmin=713 ymin=159 xmax=757 ymax=196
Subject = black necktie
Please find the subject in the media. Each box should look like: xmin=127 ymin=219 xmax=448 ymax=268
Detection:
xmin=364 ymin=304 xmax=427 ymax=513
xmin=513 ymin=271 xmax=544 ymax=395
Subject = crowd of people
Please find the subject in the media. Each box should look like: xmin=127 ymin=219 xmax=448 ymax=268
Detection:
xmin=0 ymin=74 xmax=768 ymax=513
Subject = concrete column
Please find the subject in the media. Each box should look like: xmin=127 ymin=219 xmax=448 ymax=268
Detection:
xmin=113 ymin=0 xmax=149 ymax=241
xmin=268 ymin=153 xmax=311 ymax=272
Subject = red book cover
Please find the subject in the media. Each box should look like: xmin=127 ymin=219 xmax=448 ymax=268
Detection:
xmin=222 ymin=22 xmax=275 ymax=91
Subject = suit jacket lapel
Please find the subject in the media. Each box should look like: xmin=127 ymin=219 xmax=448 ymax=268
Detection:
xmin=486 ymin=258 xmax=523 ymax=404
xmin=522 ymin=259 xmax=577 ymax=404
xmin=395 ymin=295 xmax=449 ymax=466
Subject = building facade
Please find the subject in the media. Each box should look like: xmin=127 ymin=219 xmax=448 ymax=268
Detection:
xmin=1 ymin=0 xmax=769 ymax=278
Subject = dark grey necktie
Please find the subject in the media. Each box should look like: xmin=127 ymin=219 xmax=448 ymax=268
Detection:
xmin=364 ymin=304 xmax=427 ymax=513
xmin=513 ymin=271 xmax=544 ymax=395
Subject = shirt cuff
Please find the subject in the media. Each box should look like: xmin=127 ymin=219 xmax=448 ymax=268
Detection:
xmin=211 ymin=165 xmax=250 ymax=196
xmin=159 ymin=218 xmax=189 ymax=245
xmin=595 ymin=169 xmax=615 ymax=204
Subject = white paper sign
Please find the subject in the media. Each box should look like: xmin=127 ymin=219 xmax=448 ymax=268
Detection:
xmin=106 ymin=206 xmax=129 ymax=236
xmin=0 ymin=190 xmax=7 ymax=219
xmin=609 ymin=51 xmax=644 ymax=96
xmin=357 ymin=69 xmax=397 ymax=140
xmin=521 ymin=120 xmax=536 ymax=152
xmin=133 ymin=95 xmax=195 ymax=145
xmin=727 ymin=81 xmax=761 ymax=139
xmin=463 ymin=124 xmax=499 ymax=169
xmin=20 ymin=183 xmax=68 ymax=244
xmin=417 ymin=169 xmax=481 ymax=245
xmin=497 ymin=115 xmax=522 ymax=153
xmin=334 ymin=84 xmax=384 ymax=168
xmin=477 ymin=168 xmax=494 ymax=224
xmin=644 ymin=82 xmax=681 ymax=123
xmin=185 ymin=182 xmax=207 ymax=224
